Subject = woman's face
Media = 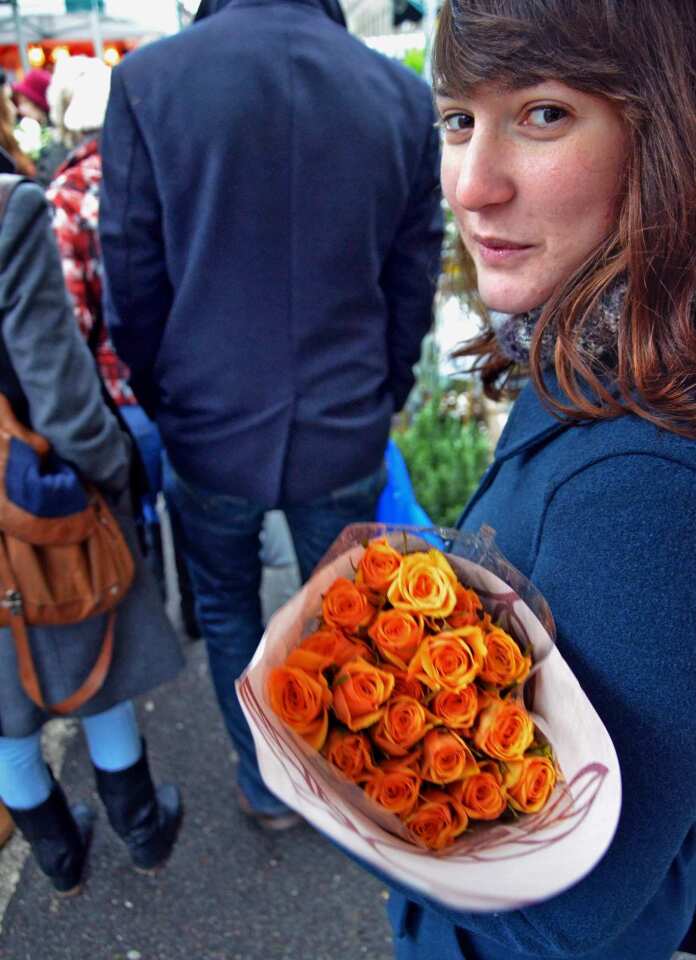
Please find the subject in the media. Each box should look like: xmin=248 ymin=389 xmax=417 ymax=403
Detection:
xmin=437 ymin=81 xmax=627 ymax=314
xmin=16 ymin=94 xmax=46 ymax=125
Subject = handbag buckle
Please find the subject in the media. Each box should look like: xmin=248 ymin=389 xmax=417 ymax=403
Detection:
xmin=1 ymin=590 xmax=22 ymax=615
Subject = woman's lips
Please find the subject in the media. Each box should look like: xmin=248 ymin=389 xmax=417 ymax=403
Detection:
xmin=473 ymin=235 xmax=535 ymax=266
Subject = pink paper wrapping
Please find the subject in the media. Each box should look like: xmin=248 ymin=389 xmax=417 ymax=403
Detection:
xmin=237 ymin=524 xmax=621 ymax=912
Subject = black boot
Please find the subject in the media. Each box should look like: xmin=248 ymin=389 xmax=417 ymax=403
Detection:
xmin=94 ymin=742 xmax=182 ymax=872
xmin=8 ymin=779 xmax=95 ymax=895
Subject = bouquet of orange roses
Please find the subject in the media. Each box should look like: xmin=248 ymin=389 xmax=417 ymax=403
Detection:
xmin=267 ymin=536 xmax=556 ymax=851
xmin=238 ymin=525 xmax=621 ymax=911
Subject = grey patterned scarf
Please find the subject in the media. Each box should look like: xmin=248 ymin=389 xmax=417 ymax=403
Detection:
xmin=489 ymin=280 xmax=626 ymax=368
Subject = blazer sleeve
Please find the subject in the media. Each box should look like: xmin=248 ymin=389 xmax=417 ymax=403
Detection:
xmin=380 ymin=105 xmax=443 ymax=412
xmin=99 ymin=65 xmax=172 ymax=417
xmin=0 ymin=182 xmax=130 ymax=496
xmin=384 ymin=454 xmax=696 ymax=956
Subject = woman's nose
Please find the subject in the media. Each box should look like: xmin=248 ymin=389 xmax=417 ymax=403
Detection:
xmin=453 ymin=135 xmax=515 ymax=211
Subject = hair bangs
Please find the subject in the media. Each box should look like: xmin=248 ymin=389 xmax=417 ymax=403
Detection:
xmin=433 ymin=0 xmax=626 ymax=100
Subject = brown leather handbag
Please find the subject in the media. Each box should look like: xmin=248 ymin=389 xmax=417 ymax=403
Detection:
xmin=0 ymin=394 xmax=135 ymax=715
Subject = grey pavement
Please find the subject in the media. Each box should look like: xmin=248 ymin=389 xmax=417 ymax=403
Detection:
xmin=0 ymin=513 xmax=394 ymax=960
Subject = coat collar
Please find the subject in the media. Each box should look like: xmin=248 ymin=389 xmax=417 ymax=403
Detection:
xmin=201 ymin=0 xmax=346 ymax=26
xmin=54 ymin=136 xmax=99 ymax=179
xmin=493 ymin=373 xmax=587 ymax=462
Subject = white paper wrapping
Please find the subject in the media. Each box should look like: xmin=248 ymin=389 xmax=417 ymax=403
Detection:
xmin=237 ymin=525 xmax=621 ymax=912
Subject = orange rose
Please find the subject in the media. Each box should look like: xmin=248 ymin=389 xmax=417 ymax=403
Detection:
xmin=474 ymin=697 xmax=534 ymax=761
xmin=479 ymin=625 xmax=531 ymax=687
xmin=431 ymin=685 xmax=479 ymax=730
xmin=324 ymin=729 xmax=375 ymax=781
xmin=285 ymin=647 xmax=334 ymax=675
xmin=371 ymin=695 xmax=437 ymax=757
xmin=360 ymin=759 xmax=421 ymax=816
xmin=355 ymin=537 xmax=403 ymax=593
xmin=268 ymin=665 xmax=332 ymax=750
xmin=449 ymin=762 xmax=507 ymax=820
xmin=503 ymin=755 xmax=557 ymax=814
xmin=447 ymin=585 xmax=485 ymax=629
xmin=404 ymin=788 xmax=469 ymax=850
xmin=300 ymin=628 xmax=373 ymax=667
xmin=408 ymin=627 xmax=488 ymax=692
xmin=322 ymin=577 xmax=375 ymax=632
xmin=332 ymin=657 xmax=395 ymax=731
xmin=387 ymin=550 xmax=458 ymax=618
xmin=368 ymin=610 xmax=424 ymax=669
xmin=381 ymin=664 xmax=427 ymax=702
xmin=420 ymin=728 xmax=477 ymax=784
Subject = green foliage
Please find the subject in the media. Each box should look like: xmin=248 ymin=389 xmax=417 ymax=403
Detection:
xmin=394 ymin=389 xmax=491 ymax=528
xmin=401 ymin=48 xmax=425 ymax=76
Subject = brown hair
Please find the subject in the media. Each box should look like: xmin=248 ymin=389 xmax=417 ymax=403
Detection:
xmin=433 ymin=0 xmax=696 ymax=435
xmin=0 ymin=92 xmax=34 ymax=178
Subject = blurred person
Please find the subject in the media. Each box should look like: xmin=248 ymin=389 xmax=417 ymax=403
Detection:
xmin=0 ymin=79 xmax=34 ymax=178
xmin=99 ymin=0 xmax=442 ymax=829
xmin=12 ymin=67 xmax=51 ymax=126
xmin=45 ymin=57 xmax=199 ymax=639
xmin=0 ymin=178 xmax=184 ymax=895
xmin=13 ymin=66 xmax=67 ymax=187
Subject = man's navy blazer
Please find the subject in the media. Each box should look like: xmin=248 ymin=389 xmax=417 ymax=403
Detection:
xmin=99 ymin=0 xmax=443 ymax=505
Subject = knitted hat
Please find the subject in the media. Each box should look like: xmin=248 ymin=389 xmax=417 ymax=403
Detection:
xmin=12 ymin=68 xmax=51 ymax=115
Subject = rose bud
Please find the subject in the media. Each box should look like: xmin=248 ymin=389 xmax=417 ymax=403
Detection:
xmin=322 ymin=577 xmax=376 ymax=632
xmin=447 ymin=585 xmax=485 ymax=629
xmin=355 ymin=537 xmax=403 ymax=593
xmin=332 ymin=657 xmax=395 ymax=731
xmin=474 ymin=697 xmax=534 ymax=761
xmin=503 ymin=755 xmax=557 ymax=814
xmin=360 ymin=759 xmax=422 ymax=816
xmin=381 ymin=664 xmax=428 ymax=702
xmin=285 ymin=646 xmax=334 ymax=675
xmin=368 ymin=610 xmax=424 ymax=669
xmin=371 ymin=695 xmax=437 ymax=757
xmin=479 ymin=625 xmax=531 ymax=687
xmin=324 ymin=729 xmax=375 ymax=781
xmin=449 ymin=762 xmax=507 ymax=820
xmin=408 ymin=627 xmax=488 ymax=692
xmin=387 ymin=550 xmax=458 ymax=618
xmin=268 ymin=664 xmax=332 ymax=750
xmin=420 ymin=728 xmax=478 ymax=784
xmin=431 ymin=685 xmax=479 ymax=730
xmin=300 ymin=628 xmax=374 ymax=667
xmin=404 ymin=788 xmax=469 ymax=851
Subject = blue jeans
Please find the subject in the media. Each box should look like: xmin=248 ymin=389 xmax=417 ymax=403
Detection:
xmin=163 ymin=455 xmax=386 ymax=815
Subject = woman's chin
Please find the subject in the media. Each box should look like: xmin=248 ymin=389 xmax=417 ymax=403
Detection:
xmin=477 ymin=279 xmax=549 ymax=316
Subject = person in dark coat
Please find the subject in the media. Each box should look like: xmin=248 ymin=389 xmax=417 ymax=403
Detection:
xmin=99 ymin=0 xmax=443 ymax=827
xmin=0 ymin=180 xmax=184 ymax=895
xmin=350 ymin=0 xmax=696 ymax=958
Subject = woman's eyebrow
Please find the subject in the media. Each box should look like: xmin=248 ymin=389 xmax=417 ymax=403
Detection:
xmin=434 ymin=82 xmax=467 ymax=100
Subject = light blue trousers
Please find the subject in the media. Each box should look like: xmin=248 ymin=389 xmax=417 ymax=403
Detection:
xmin=0 ymin=700 xmax=142 ymax=810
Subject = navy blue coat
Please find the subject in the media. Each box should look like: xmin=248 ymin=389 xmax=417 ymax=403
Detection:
xmin=387 ymin=376 xmax=696 ymax=959
xmin=99 ymin=0 xmax=443 ymax=506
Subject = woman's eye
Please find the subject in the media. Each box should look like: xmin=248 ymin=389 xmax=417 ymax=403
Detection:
xmin=441 ymin=113 xmax=474 ymax=133
xmin=525 ymin=106 xmax=568 ymax=128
